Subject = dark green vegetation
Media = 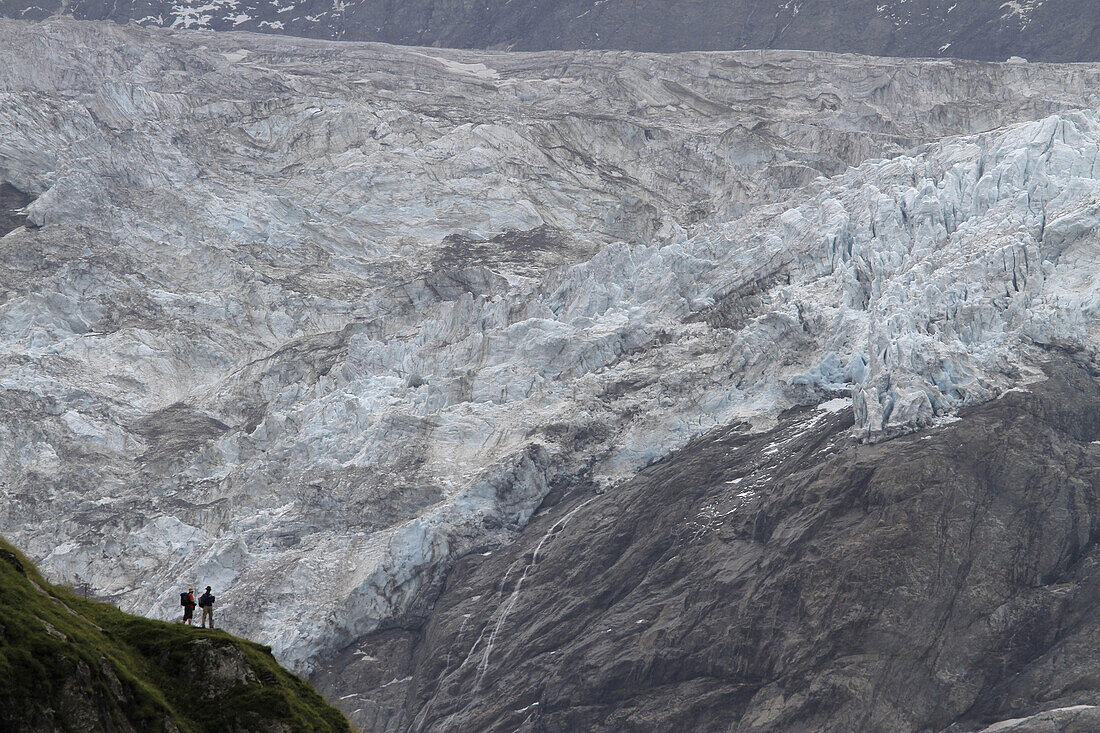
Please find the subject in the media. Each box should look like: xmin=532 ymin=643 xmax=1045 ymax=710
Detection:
xmin=0 ymin=538 xmax=351 ymax=733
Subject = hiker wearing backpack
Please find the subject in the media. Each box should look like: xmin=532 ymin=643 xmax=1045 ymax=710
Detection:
xmin=180 ymin=587 xmax=196 ymax=625
xmin=198 ymin=586 xmax=215 ymax=628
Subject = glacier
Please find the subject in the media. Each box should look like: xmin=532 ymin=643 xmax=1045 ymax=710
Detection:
xmin=0 ymin=16 xmax=1098 ymax=706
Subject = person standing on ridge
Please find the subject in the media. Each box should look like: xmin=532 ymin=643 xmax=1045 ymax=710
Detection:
xmin=198 ymin=586 xmax=216 ymax=628
xmin=180 ymin=587 xmax=196 ymax=625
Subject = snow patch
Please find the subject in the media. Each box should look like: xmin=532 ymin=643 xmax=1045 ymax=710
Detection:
xmin=817 ymin=397 xmax=852 ymax=414
xmin=220 ymin=49 xmax=251 ymax=63
xmin=411 ymin=52 xmax=501 ymax=81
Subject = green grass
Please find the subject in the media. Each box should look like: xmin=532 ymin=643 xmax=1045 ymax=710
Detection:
xmin=0 ymin=538 xmax=352 ymax=732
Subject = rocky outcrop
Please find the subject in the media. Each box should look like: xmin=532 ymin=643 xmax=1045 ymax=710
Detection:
xmin=2 ymin=0 xmax=1098 ymax=61
xmin=177 ymin=638 xmax=260 ymax=699
xmin=0 ymin=182 xmax=31 ymax=238
xmin=359 ymin=355 xmax=1100 ymax=732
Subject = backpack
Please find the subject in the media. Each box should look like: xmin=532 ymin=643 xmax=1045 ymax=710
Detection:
xmin=180 ymin=592 xmax=189 ymax=607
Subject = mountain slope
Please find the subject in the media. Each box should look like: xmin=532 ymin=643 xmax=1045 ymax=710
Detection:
xmin=0 ymin=537 xmax=351 ymax=733
xmin=356 ymin=355 xmax=1100 ymax=732
xmin=2 ymin=0 xmax=1098 ymax=60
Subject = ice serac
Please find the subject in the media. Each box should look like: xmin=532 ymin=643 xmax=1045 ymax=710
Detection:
xmin=0 ymin=17 xmax=1098 ymax=729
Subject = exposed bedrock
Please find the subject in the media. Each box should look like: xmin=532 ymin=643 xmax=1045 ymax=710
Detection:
xmin=2 ymin=0 xmax=1098 ymax=63
xmin=0 ymin=181 xmax=32 ymax=238
xmin=357 ymin=356 xmax=1100 ymax=732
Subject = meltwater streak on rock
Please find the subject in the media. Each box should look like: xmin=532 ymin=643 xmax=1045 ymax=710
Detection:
xmin=470 ymin=494 xmax=599 ymax=695
xmin=0 ymin=19 xmax=1098 ymax=726
xmin=387 ymin=357 xmax=1100 ymax=732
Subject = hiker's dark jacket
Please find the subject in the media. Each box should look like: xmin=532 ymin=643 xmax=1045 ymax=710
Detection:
xmin=199 ymin=592 xmax=215 ymax=607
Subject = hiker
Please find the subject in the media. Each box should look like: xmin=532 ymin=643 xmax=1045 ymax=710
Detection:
xmin=198 ymin=586 xmax=216 ymax=628
xmin=180 ymin=587 xmax=196 ymax=625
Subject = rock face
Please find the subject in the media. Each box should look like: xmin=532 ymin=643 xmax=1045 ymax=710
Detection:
xmin=0 ymin=182 xmax=32 ymax=237
xmin=357 ymin=356 xmax=1100 ymax=732
xmin=0 ymin=17 xmax=1099 ymax=731
xmin=2 ymin=0 xmax=1099 ymax=61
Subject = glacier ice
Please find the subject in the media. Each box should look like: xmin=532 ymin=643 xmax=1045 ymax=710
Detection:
xmin=0 ymin=18 xmax=1097 ymax=681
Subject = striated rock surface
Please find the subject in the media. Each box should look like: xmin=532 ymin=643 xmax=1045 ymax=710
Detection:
xmin=1 ymin=0 xmax=1098 ymax=62
xmin=367 ymin=356 xmax=1100 ymax=732
xmin=0 ymin=18 xmax=1098 ymax=729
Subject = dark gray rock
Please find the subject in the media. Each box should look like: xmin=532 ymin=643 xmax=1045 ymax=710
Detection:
xmin=2 ymin=0 xmax=1097 ymax=61
xmin=133 ymin=403 xmax=231 ymax=469
xmin=14 ymin=656 xmax=137 ymax=733
xmin=0 ymin=182 xmax=32 ymax=237
xmin=432 ymin=226 xmax=599 ymax=280
xmin=0 ymin=547 xmax=26 ymax=574
xmin=176 ymin=638 xmax=259 ymax=699
xmin=340 ymin=354 xmax=1100 ymax=732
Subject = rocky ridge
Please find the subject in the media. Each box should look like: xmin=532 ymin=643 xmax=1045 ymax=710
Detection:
xmin=0 ymin=537 xmax=351 ymax=732
xmin=0 ymin=18 xmax=1098 ymax=729
xmin=1 ymin=0 xmax=1098 ymax=62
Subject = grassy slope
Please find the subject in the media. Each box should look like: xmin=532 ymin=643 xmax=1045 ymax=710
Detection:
xmin=0 ymin=538 xmax=352 ymax=732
